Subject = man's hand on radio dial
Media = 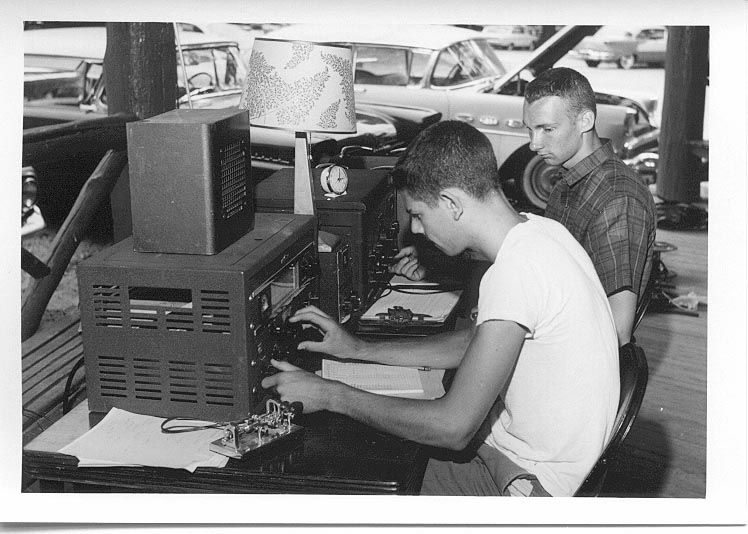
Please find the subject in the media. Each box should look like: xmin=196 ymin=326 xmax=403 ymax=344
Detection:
xmin=289 ymin=305 xmax=364 ymax=358
xmin=389 ymin=246 xmax=427 ymax=281
xmin=262 ymin=359 xmax=327 ymax=413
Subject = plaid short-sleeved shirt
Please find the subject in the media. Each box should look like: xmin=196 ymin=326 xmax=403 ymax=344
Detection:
xmin=544 ymin=141 xmax=657 ymax=304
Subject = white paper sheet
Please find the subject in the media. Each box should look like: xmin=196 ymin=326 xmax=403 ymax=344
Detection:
xmin=360 ymin=289 xmax=462 ymax=322
xmin=322 ymin=359 xmax=424 ymax=396
xmin=58 ymin=408 xmax=229 ymax=472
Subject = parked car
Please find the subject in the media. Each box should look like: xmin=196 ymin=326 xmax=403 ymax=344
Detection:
xmin=266 ymin=24 xmax=659 ymax=209
xmin=482 ymin=25 xmax=538 ymax=50
xmin=572 ymin=26 xmax=667 ymax=69
xmin=23 ymin=25 xmax=440 ymax=224
xmin=175 ymin=22 xmax=283 ymax=67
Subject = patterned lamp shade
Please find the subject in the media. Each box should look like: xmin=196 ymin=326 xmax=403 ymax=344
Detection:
xmin=240 ymin=38 xmax=356 ymax=134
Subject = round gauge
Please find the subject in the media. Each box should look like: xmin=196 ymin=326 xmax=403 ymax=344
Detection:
xmin=320 ymin=165 xmax=349 ymax=195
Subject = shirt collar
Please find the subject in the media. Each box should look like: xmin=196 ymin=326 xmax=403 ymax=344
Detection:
xmin=558 ymin=141 xmax=616 ymax=187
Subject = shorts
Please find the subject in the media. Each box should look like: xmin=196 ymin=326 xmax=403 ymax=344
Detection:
xmin=420 ymin=443 xmax=551 ymax=497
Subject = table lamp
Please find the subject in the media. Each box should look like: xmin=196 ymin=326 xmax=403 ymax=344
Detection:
xmin=240 ymin=38 xmax=356 ymax=216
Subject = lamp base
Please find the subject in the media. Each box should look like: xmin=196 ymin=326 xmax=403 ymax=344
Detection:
xmin=294 ymin=132 xmax=316 ymax=217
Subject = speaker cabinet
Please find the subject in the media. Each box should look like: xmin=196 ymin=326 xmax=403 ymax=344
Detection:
xmin=127 ymin=108 xmax=253 ymax=255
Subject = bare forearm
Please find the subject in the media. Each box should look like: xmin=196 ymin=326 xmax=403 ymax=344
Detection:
xmin=356 ymin=327 xmax=472 ymax=369
xmin=325 ymin=381 xmax=468 ymax=448
xmin=608 ymin=289 xmax=637 ymax=346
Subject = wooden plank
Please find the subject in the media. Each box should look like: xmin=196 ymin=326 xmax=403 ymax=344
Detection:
xmin=22 ymin=316 xmax=87 ymax=445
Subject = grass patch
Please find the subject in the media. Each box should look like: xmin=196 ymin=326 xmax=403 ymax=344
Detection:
xmin=22 ymin=227 xmax=111 ymax=332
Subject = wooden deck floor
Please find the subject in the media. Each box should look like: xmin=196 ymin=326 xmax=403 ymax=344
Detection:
xmin=602 ymin=227 xmax=708 ymax=498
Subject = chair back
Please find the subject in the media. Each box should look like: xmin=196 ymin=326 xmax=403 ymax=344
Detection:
xmin=574 ymin=341 xmax=649 ymax=496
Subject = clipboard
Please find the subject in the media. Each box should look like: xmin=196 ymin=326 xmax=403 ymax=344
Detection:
xmin=355 ymin=287 xmax=463 ymax=337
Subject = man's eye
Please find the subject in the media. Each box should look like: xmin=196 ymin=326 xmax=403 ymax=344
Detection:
xmin=544 ymin=127 xmax=554 ymax=132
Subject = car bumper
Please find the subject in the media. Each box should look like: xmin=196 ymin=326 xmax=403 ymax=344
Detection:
xmin=574 ymin=49 xmax=617 ymax=61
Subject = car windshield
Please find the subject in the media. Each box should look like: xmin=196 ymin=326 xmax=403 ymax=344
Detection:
xmin=430 ymin=39 xmax=505 ymax=87
xmin=176 ymin=45 xmax=247 ymax=93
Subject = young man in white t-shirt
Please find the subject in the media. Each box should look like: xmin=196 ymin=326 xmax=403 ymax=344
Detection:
xmin=262 ymin=121 xmax=620 ymax=496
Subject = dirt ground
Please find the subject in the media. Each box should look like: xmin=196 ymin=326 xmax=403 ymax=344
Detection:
xmin=21 ymin=226 xmax=111 ymax=335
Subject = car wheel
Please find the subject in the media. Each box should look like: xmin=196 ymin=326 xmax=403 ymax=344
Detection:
xmin=585 ymin=60 xmax=600 ymax=67
xmin=618 ymin=54 xmax=636 ymax=69
xmin=520 ymin=155 xmax=563 ymax=210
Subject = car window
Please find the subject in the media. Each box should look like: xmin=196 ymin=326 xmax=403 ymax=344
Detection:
xmin=354 ymin=46 xmax=409 ymax=86
xmin=213 ymin=47 xmax=246 ymax=89
xmin=176 ymin=46 xmax=247 ymax=93
xmin=637 ymin=28 xmax=665 ymax=40
xmin=177 ymin=49 xmax=217 ymax=90
xmin=430 ymin=39 xmax=504 ymax=87
xmin=408 ymin=50 xmax=431 ymax=86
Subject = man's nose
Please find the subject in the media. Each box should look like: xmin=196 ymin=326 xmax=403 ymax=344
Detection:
xmin=528 ymin=131 xmax=543 ymax=152
xmin=410 ymin=218 xmax=424 ymax=235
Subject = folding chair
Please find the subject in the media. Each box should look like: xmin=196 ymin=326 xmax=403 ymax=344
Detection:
xmin=574 ymin=342 xmax=649 ymax=497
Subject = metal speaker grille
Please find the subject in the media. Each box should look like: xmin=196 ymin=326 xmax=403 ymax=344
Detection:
xmin=219 ymin=140 xmax=248 ymax=219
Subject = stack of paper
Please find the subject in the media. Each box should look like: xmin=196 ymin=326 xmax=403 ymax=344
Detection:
xmin=59 ymin=408 xmax=229 ymax=472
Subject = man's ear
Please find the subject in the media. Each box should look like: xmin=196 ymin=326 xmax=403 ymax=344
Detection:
xmin=578 ymin=109 xmax=595 ymax=133
xmin=440 ymin=188 xmax=464 ymax=221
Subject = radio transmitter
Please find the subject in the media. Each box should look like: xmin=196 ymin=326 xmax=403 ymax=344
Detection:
xmin=77 ymin=213 xmax=317 ymax=422
xmin=317 ymin=232 xmax=354 ymax=323
xmin=255 ymin=168 xmax=400 ymax=314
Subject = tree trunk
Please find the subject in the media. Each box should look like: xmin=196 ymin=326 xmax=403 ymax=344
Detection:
xmin=656 ymin=26 xmax=709 ymax=203
xmin=106 ymin=22 xmax=177 ymax=242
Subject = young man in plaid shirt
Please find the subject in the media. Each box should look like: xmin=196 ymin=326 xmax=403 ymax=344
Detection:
xmin=523 ymin=67 xmax=657 ymax=346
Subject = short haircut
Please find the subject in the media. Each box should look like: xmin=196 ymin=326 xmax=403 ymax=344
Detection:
xmin=525 ymin=67 xmax=597 ymax=118
xmin=391 ymin=120 xmax=501 ymax=206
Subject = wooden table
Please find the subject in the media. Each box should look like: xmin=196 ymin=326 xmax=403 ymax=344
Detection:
xmin=23 ymin=400 xmax=428 ymax=494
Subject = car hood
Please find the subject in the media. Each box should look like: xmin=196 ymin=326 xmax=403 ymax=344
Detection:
xmin=490 ymin=25 xmax=601 ymax=91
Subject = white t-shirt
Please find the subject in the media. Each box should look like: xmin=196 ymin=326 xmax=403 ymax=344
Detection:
xmin=477 ymin=213 xmax=619 ymax=496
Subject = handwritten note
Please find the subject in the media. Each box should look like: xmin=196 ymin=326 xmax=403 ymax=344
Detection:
xmin=58 ymin=408 xmax=229 ymax=472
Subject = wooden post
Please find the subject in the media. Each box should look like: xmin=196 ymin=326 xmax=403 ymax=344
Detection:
xmin=656 ymin=26 xmax=709 ymax=203
xmin=106 ymin=22 xmax=177 ymax=242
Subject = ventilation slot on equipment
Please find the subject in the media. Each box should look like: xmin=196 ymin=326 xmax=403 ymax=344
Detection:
xmin=203 ymin=362 xmax=235 ymax=406
xmin=132 ymin=357 xmax=163 ymax=400
xmin=200 ymin=290 xmax=232 ymax=334
xmin=128 ymin=286 xmax=195 ymax=332
xmin=92 ymin=284 xmax=124 ymax=328
xmin=220 ymin=140 xmax=248 ymax=220
xmin=166 ymin=360 xmax=198 ymax=404
xmin=98 ymin=355 xmax=128 ymax=398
